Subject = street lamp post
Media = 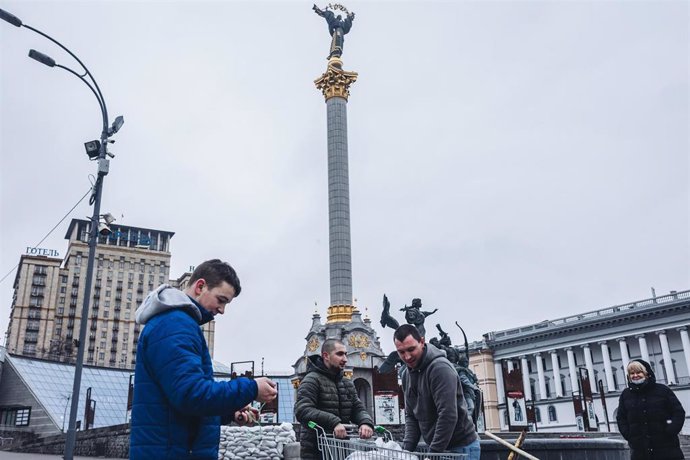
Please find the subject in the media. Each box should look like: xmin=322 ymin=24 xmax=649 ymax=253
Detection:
xmin=0 ymin=8 xmax=123 ymax=460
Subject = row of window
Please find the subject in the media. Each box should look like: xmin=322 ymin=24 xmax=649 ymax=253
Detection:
xmin=503 ymin=405 xmax=558 ymax=425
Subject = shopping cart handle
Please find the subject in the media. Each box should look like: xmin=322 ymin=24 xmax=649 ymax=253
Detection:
xmin=308 ymin=421 xmax=319 ymax=429
xmin=374 ymin=425 xmax=386 ymax=433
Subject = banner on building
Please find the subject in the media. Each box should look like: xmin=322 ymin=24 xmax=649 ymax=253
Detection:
xmin=502 ymin=360 xmax=528 ymax=431
xmin=374 ymin=393 xmax=400 ymax=425
xmin=578 ymin=367 xmax=598 ymax=431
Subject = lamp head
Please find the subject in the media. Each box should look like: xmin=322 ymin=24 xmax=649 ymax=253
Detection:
xmin=0 ymin=8 xmax=22 ymax=27
xmin=29 ymin=49 xmax=56 ymax=67
xmin=101 ymin=213 xmax=116 ymax=225
xmin=108 ymin=115 xmax=124 ymax=136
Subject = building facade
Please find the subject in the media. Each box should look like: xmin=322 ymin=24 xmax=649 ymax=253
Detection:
xmin=5 ymin=219 xmax=175 ymax=369
xmin=482 ymin=289 xmax=690 ymax=433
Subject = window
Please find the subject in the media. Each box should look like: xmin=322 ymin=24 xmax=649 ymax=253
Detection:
xmin=59 ymin=297 xmax=65 ymax=305
xmin=61 ymin=275 xmax=68 ymax=284
xmin=99 ymin=352 xmax=105 ymax=360
xmin=101 ymin=331 xmax=107 ymax=339
xmin=0 ymin=407 xmax=31 ymax=427
xmin=76 ymin=255 xmax=82 ymax=265
xmin=534 ymin=407 xmax=541 ymax=423
xmin=57 ymin=307 xmax=64 ymax=315
xmin=548 ymin=405 xmax=557 ymax=422
xmin=60 ymin=286 xmax=67 ymax=294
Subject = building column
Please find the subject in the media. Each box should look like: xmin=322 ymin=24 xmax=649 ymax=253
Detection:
xmin=677 ymin=327 xmax=690 ymax=381
xmin=535 ymin=353 xmax=547 ymax=400
xmin=657 ymin=330 xmax=677 ymax=384
xmin=566 ymin=347 xmax=578 ymax=394
xmin=495 ymin=361 xmax=505 ymax=404
xmin=520 ymin=356 xmax=532 ymax=401
xmin=550 ymin=350 xmax=563 ymax=397
xmin=636 ymin=334 xmax=650 ymax=362
xmin=599 ymin=341 xmax=615 ymax=392
xmin=618 ymin=337 xmax=630 ymax=367
xmin=582 ymin=344 xmax=597 ymax=393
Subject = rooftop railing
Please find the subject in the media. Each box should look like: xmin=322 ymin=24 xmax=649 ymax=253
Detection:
xmin=488 ymin=289 xmax=690 ymax=341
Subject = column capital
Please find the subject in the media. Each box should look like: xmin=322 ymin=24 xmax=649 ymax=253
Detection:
xmin=314 ymin=62 xmax=358 ymax=101
xmin=655 ymin=330 xmax=668 ymax=336
xmin=616 ymin=337 xmax=628 ymax=342
xmin=564 ymin=346 xmax=573 ymax=352
xmin=533 ymin=352 xmax=542 ymax=357
xmin=635 ymin=334 xmax=646 ymax=339
xmin=549 ymin=349 xmax=558 ymax=355
xmin=677 ymin=326 xmax=688 ymax=332
xmin=519 ymin=355 xmax=528 ymax=360
xmin=581 ymin=343 xmax=591 ymax=349
xmin=597 ymin=340 xmax=608 ymax=346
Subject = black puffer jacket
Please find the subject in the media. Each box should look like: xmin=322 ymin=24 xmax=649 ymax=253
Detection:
xmin=616 ymin=359 xmax=686 ymax=460
xmin=294 ymin=355 xmax=374 ymax=459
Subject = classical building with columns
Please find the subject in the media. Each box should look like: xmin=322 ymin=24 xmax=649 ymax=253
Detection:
xmin=480 ymin=289 xmax=690 ymax=432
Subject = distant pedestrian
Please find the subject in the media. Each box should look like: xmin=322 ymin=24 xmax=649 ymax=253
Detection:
xmin=616 ymin=359 xmax=685 ymax=460
xmin=130 ymin=259 xmax=278 ymax=460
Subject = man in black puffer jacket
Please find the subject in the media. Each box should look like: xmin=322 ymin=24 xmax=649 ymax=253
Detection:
xmin=617 ymin=359 xmax=686 ymax=460
xmin=294 ymin=339 xmax=375 ymax=459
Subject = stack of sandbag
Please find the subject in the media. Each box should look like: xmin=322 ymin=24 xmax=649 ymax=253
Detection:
xmin=218 ymin=422 xmax=296 ymax=460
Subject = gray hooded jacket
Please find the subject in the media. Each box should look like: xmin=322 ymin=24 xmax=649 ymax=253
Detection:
xmin=136 ymin=284 xmax=207 ymax=325
xmin=401 ymin=344 xmax=477 ymax=452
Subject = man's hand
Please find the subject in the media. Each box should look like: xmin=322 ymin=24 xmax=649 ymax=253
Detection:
xmin=234 ymin=405 xmax=259 ymax=426
xmin=255 ymin=377 xmax=278 ymax=403
xmin=333 ymin=423 xmax=347 ymax=439
xmin=358 ymin=424 xmax=373 ymax=439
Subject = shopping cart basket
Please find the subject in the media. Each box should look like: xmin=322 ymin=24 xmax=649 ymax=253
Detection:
xmin=308 ymin=421 xmax=467 ymax=460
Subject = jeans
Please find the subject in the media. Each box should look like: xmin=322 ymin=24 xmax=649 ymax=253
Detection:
xmin=448 ymin=438 xmax=481 ymax=460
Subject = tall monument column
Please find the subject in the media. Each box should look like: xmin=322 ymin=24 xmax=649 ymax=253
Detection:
xmin=315 ymin=59 xmax=358 ymax=315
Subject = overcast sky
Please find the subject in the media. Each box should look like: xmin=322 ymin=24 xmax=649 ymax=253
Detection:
xmin=1 ymin=0 xmax=688 ymax=373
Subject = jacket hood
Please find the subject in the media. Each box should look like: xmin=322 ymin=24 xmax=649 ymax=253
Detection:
xmin=306 ymin=354 xmax=342 ymax=380
xmin=627 ymin=358 xmax=656 ymax=389
xmin=135 ymin=284 xmax=213 ymax=325
xmin=413 ymin=343 xmax=446 ymax=372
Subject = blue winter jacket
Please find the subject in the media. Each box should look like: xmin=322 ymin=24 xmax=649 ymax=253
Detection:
xmin=130 ymin=285 xmax=257 ymax=459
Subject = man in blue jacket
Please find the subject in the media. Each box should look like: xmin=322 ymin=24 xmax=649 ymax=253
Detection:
xmin=130 ymin=259 xmax=277 ymax=459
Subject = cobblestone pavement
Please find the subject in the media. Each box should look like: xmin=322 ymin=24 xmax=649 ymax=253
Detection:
xmin=0 ymin=452 xmax=123 ymax=459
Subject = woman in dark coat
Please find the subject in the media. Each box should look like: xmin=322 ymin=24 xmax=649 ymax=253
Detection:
xmin=616 ymin=359 xmax=686 ymax=459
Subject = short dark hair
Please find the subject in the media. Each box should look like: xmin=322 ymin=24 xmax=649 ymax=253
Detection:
xmin=321 ymin=339 xmax=344 ymax=355
xmin=188 ymin=259 xmax=241 ymax=296
xmin=394 ymin=324 xmax=422 ymax=342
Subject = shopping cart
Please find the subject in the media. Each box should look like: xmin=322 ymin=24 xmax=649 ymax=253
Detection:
xmin=308 ymin=421 xmax=467 ymax=460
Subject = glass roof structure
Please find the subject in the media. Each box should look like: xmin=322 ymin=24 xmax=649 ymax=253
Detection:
xmin=7 ymin=354 xmax=296 ymax=429
xmin=9 ymin=355 xmax=132 ymax=430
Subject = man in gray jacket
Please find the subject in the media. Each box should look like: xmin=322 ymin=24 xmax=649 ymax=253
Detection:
xmin=294 ymin=339 xmax=374 ymax=459
xmin=394 ymin=324 xmax=480 ymax=459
